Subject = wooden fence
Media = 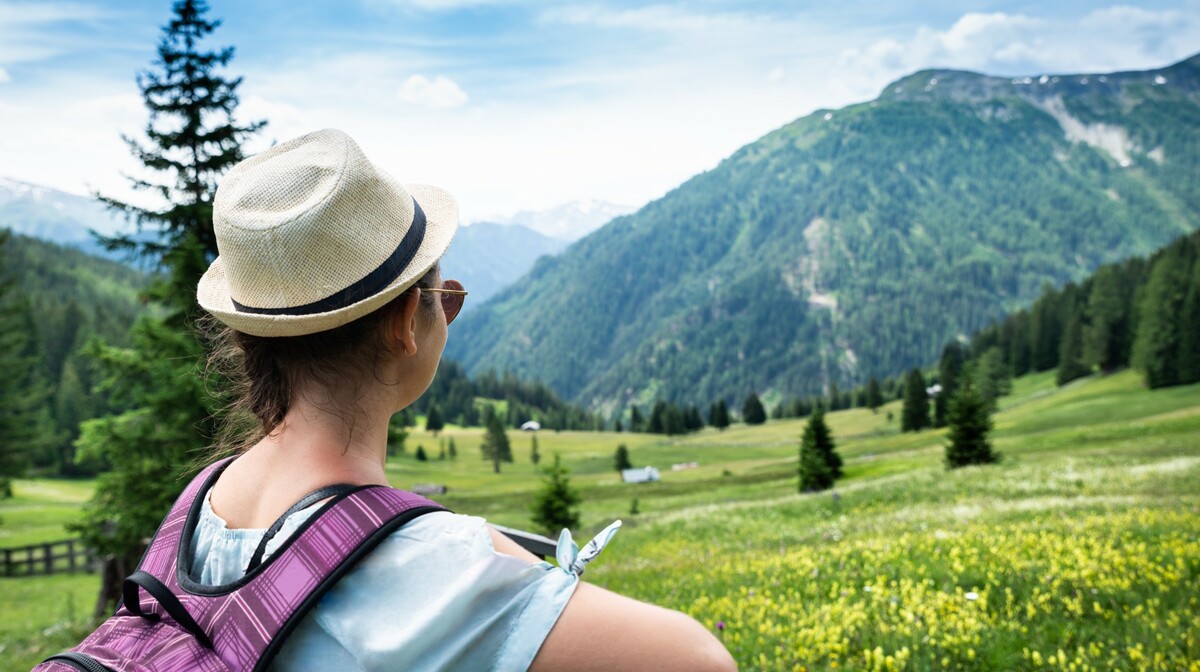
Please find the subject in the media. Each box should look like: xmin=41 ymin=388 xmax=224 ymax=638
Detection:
xmin=2 ymin=539 xmax=98 ymax=577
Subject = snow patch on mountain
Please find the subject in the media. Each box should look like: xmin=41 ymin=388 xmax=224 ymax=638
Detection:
xmin=1035 ymin=97 xmax=1135 ymax=168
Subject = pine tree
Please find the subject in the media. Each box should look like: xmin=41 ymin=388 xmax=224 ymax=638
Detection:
xmin=808 ymin=407 xmax=841 ymax=478
xmin=73 ymin=0 xmax=263 ymax=615
xmin=415 ymin=446 xmax=428 ymax=462
xmin=1029 ymin=289 xmax=1061 ymax=372
xmin=797 ymin=434 xmax=834 ymax=492
xmin=530 ymin=433 xmax=540 ymax=468
xmin=629 ymin=405 xmax=644 ymax=433
xmin=647 ymin=401 xmax=666 ymax=434
xmin=614 ymin=444 xmax=632 ymax=471
xmin=711 ymin=399 xmax=730 ymax=431
xmin=797 ymin=408 xmax=838 ymax=492
xmin=900 ymin=369 xmax=930 ymax=432
xmin=1008 ymin=310 xmax=1033 ymax=377
xmin=425 ymin=404 xmax=444 ymax=435
xmin=480 ymin=410 xmax=512 ymax=473
xmin=944 ymin=376 xmax=998 ymax=469
xmin=742 ymin=393 xmax=767 ymax=425
xmin=973 ymin=346 xmax=1011 ymax=411
xmin=1179 ymin=262 xmax=1200 ymax=384
xmin=866 ymin=377 xmax=883 ymax=414
xmin=934 ymin=343 xmax=966 ymax=427
xmin=386 ymin=416 xmax=408 ymax=457
xmin=1056 ymin=312 xmax=1090 ymax=386
xmin=663 ymin=403 xmax=685 ymax=436
xmin=97 ymin=0 xmax=265 ymax=308
xmin=1132 ymin=244 xmax=1191 ymax=388
xmin=0 ymin=232 xmax=53 ymax=497
xmin=530 ymin=454 xmax=581 ymax=536
xmin=1083 ymin=264 xmax=1133 ymax=371
xmin=448 ymin=437 xmax=457 ymax=460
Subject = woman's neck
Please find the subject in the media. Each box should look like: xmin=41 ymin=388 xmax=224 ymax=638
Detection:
xmin=251 ymin=385 xmax=396 ymax=486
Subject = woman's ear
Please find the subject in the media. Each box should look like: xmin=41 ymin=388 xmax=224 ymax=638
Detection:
xmin=390 ymin=289 xmax=421 ymax=356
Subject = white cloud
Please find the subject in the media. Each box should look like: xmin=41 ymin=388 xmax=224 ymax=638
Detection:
xmin=768 ymin=66 xmax=785 ymax=83
xmin=374 ymin=0 xmax=518 ymax=9
xmin=0 ymin=67 xmax=9 ymax=83
xmin=0 ymin=1 xmax=115 ymax=66
xmin=838 ymin=7 xmax=1200 ymax=83
xmin=398 ymin=74 xmax=469 ymax=109
xmin=543 ymin=4 xmax=755 ymax=33
xmin=0 ymin=1 xmax=107 ymax=25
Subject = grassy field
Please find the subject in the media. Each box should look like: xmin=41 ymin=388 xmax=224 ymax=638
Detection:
xmin=1 ymin=369 xmax=1197 ymax=670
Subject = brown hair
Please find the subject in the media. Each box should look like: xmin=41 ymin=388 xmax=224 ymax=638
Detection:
xmin=204 ymin=264 xmax=441 ymax=455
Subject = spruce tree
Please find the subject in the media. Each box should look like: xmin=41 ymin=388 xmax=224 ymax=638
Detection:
xmin=1132 ymin=244 xmax=1190 ymax=388
xmin=97 ymin=0 xmax=265 ymax=306
xmin=1056 ymin=312 xmax=1090 ymax=386
xmin=944 ymin=376 xmax=998 ymax=469
xmin=934 ymin=343 xmax=966 ymax=427
xmin=664 ymin=403 xmax=685 ymax=435
xmin=1083 ymin=265 xmax=1133 ymax=371
xmin=415 ymin=446 xmax=428 ymax=462
xmin=530 ymin=433 xmax=540 ymax=468
xmin=711 ymin=399 xmax=730 ymax=431
xmin=973 ymin=347 xmax=1011 ymax=411
xmin=1179 ymin=262 xmax=1200 ymax=384
xmin=531 ymin=454 xmax=581 ymax=536
xmin=386 ymin=416 xmax=408 ymax=457
xmin=614 ymin=444 xmax=632 ymax=471
xmin=742 ymin=393 xmax=767 ymax=425
xmin=865 ymin=377 xmax=882 ymax=413
xmin=448 ymin=437 xmax=457 ymax=460
xmin=629 ymin=405 xmax=644 ymax=432
xmin=73 ymin=0 xmax=263 ymax=615
xmin=1029 ymin=289 xmax=1061 ymax=372
xmin=646 ymin=401 xmax=664 ymax=434
xmin=425 ymin=404 xmax=444 ymax=435
xmin=797 ymin=409 xmax=838 ymax=491
xmin=480 ymin=409 xmax=512 ymax=473
xmin=900 ymin=369 xmax=930 ymax=432
xmin=0 ymin=232 xmax=54 ymax=497
xmin=809 ymin=407 xmax=841 ymax=478
xmin=1008 ymin=310 xmax=1033 ymax=376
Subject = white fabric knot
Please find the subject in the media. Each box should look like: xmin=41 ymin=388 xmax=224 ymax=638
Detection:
xmin=555 ymin=520 xmax=622 ymax=577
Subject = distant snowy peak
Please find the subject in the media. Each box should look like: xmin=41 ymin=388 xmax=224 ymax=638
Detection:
xmin=0 ymin=177 xmax=57 ymax=201
xmin=0 ymin=177 xmax=129 ymax=242
xmin=482 ymin=199 xmax=637 ymax=241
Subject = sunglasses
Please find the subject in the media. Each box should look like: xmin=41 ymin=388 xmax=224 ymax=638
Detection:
xmin=424 ymin=279 xmax=468 ymax=325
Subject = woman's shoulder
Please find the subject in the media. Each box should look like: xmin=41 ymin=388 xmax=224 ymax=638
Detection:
xmin=380 ymin=509 xmax=493 ymax=551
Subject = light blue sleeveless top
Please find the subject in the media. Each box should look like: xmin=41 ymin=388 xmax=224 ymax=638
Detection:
xmin=187 ymin=493 xmax=618 ymax=671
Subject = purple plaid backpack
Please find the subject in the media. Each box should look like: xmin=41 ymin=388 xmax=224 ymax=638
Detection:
xmin=35 ymin=457 xmax=445 ymax=672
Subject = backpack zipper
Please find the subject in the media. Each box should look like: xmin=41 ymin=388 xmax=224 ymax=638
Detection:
xmin=42 ymin=652 xmax=116 ymax=672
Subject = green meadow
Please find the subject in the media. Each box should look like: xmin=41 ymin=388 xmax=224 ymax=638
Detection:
xmin=2 ymin=369 xmax=1197 ymax=670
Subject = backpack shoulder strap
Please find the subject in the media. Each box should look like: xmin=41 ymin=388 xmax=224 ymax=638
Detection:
xmin=245 ymin=483 xmax=360 ymax=573
xmin=134 ymin=457 xmax=237 ymax=587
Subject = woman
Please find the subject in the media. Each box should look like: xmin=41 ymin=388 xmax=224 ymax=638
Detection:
xmin=193 ymin=129 xmax=736 ymax=671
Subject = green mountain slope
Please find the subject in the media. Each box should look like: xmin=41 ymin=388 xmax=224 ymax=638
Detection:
xmin=446 ymin=54 xmax=1200 ymax=413
xmin=1 ymin=231 xmax=149 ymax=473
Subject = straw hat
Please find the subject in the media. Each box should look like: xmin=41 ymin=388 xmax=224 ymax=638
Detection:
xmin=197 ymin=129 xmax=458 ymax=337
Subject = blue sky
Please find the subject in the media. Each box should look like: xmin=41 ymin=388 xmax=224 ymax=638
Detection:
xmin=1 ymin=0 xmax=1198 ymax=221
